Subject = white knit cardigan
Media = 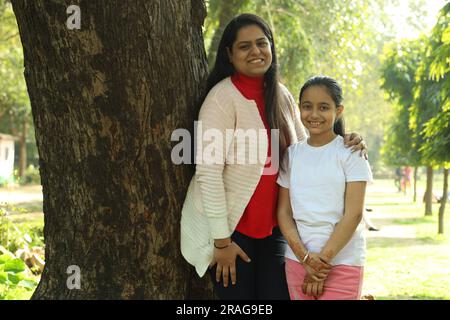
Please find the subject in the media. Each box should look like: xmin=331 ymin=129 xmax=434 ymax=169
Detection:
xmin=180 ymin=77 xmax=306 ymax=276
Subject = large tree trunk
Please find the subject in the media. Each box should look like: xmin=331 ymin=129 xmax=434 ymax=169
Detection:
xmin=424 ymin=166 xmax=434 ymax=216
xmin=438 ymin=168 xmax=448 ymax=235
xmin=12 ymin=0 xmax=214 ymax=299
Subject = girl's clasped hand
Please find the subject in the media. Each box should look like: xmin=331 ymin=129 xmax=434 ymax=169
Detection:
xmin=302 ymin=253 xmax=332 ymax=297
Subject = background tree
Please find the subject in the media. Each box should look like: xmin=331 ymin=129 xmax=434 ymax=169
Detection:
xmin=411 ymin=44 xmax=445 ymax=216
xmin=419 ymin=3 xmax=449 ymax=233
xmin=0 ymin=0 xmax=34 ymax=180
xmin=11 ymin=0 xmax=213 ymax=299
xmin=411 ymin=73 xmax=440 ymax=215
xmin=380 ymin=39 xmax=424 ymax=202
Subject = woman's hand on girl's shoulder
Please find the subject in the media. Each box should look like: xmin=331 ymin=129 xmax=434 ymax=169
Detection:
xmin=344 ymin=132 xmax=368 ymax=159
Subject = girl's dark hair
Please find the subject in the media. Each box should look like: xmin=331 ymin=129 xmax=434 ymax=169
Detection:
xmin=299 ymin=75 xmax=345 ymax=137
xmin=205 ymin=13 xmax=292 ymax=153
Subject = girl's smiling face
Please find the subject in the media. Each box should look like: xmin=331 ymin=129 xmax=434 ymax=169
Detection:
xmin=227 ymin=24 xmax=272 ymax=77
xmin=300 ymin=85 xmax=344 ymax=138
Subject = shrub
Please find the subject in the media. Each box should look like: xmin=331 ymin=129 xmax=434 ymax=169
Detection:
xmin=18 ymin=165 xmax=41 ymax=186
xmin=0 ymin=254 xmax=38 ymax=299
xmin=0 ymin=208 xmax=12 ymax=248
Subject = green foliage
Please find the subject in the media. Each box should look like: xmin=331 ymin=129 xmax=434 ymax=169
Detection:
xmin=6 ymin=223 xmax=44 ymax=255
xmin=15 ymin=165 xmax=41 ymax=186
xmin=0 ymin=1 xmax=38 ymax=171
xmin=381 ymin=103 xmax=418 ymax=166
xmin=205 ymin=0 xmax=390 ymax=90
xmin=0 ymin=207 xmax=13 ymax=247
xmin=428 ymin=3 xmax=450 ymax=82
xmin=204 ymin=0 xmax=405 ymax=173
xmin=411 ymin=58 xmax=442 ymax=141
xmin=0 ymin=205 xmax=44 ymax=254
xmin=0 ymin=1 xmax=29 ymax=113
xmin=421 ymin=102 xmax=450 ymax=165
xmin=379 ymin=39 xmax=424 ymax=166
xmin=380 ymin=39 xmax=424 ymax=107
xmin=418 ymin=3 xmax=450 ymax=165
xmin=0 ymin=253 xmax=38 ymax=298
xmin=380 ymin=2 xmax=450 ymax=168
xmin=0 ymin=201 xmax=42 ymax=299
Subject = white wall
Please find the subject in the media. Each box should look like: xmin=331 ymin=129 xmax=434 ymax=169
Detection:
xmin=0 ymin=139 xmax=15 ymax=181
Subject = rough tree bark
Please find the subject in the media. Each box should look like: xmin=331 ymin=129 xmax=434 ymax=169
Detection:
xmin=424 ymin=166 xmax=433 ymax=216
xmin=12 ymin=0 xmax=214 ymax=299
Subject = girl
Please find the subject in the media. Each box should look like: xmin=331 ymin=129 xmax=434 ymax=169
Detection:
xmin=180 ymin=15 xmax=366 ymax=300
xmin=277 ymin=76 xmax=372 ymax=300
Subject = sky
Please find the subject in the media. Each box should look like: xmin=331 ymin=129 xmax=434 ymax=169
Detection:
xmin=385 ymin=0 xmax=448 ymax=39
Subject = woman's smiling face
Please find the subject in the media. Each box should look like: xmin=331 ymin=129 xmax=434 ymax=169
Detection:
xmin=227 ymin=24 xmax=272 ymax=77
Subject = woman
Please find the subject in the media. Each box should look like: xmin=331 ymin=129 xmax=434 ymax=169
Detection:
xmin=180 ymin=13 xmax=366 ymax=300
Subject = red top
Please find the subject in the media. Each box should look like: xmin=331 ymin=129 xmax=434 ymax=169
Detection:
xmin=231 ymin=72 xmax=279 ymax=239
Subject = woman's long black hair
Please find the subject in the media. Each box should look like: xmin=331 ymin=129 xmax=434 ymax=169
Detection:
xmin=299 ymin=76 xmax=346 ymax=137
xmin=205 ymin=13 xmax=292 ymax=153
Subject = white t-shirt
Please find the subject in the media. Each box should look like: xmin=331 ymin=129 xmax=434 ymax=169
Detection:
xmin=277 ymin=135 xmax=373 ymax=266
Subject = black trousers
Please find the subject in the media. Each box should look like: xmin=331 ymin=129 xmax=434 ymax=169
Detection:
xmin=208 ymin=227 xmax=290 ymax=300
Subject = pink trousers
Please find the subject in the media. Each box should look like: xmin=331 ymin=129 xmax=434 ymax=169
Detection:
xmin=285 ymin=258 xmax=364 ymax=300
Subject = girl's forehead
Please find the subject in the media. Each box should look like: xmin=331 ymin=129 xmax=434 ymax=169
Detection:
xmin=301 ymin=86 xmax=337 ymax=105
xmin=303 ymin=85 xmax=332 ymax=97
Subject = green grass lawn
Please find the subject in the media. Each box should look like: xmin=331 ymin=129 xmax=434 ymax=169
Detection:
xmin=362 ymin=179 xmax=450 ymax=300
